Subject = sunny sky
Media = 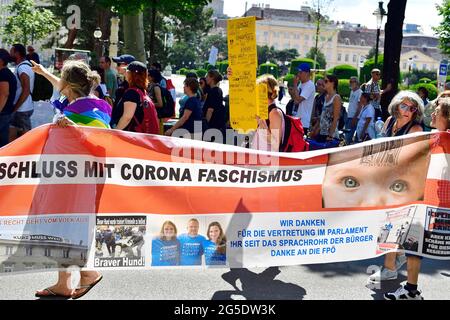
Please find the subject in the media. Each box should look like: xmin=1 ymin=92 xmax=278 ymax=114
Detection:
xmin=223 ymin=0 xmax=442 ymax=36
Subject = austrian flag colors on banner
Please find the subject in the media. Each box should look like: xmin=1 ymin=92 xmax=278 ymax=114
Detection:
xmin=0 ymin=124 xmax=449 ymax=273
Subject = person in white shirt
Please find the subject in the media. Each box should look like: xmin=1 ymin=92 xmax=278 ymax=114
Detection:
xmin=9 ymin=44 xmax=35 ymax=140
xmin=356 ymin=93 xmax=376 ymax=142
xmin=290 ymin=63 xmax=315 ymax=134
xmin=345 ymin=76 xmax=362 ymax=144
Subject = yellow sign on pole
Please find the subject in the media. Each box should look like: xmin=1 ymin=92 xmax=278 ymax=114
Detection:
xmin=257 ymin=83 xmax=268 ymax=120
xmin=227 ymin=16 xmax=258 ymax=132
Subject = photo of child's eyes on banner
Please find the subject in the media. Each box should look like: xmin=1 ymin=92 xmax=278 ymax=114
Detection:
xmin=322 ymin=136 xmax=431 ymax=208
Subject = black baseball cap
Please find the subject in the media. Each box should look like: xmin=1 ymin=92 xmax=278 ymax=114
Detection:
xmin=112 ymin=54 xmax=136 ymax=65
xmin=127 ymin=61 xmax=147 ymax=73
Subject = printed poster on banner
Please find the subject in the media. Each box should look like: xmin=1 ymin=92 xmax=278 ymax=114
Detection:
xmin=0 ymin=125 xmax=449 ymax=274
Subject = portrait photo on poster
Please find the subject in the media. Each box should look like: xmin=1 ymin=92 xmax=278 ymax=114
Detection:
xmin=322 ymin=135 xmax=431 ymax=209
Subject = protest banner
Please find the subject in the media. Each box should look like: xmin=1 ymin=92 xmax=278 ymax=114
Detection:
xmin=227 ymin=16 xmax=258 ymax=132
xmin=0 ymin=125 xmax=449 ymax=274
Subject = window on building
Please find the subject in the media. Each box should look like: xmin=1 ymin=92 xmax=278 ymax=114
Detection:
xmin=264 ymin=31 xmax=268 ymax=37
xmin=353 ymin=54 xmax=357 ymax=62
xmin=338 ymin=53 xmax=342 ymax=61
xmin=25 ymin=246 xmax=32 ymax=256
xmin=63 ymin=249 xmax=70 ymax=259
xmin=304 ymin=35 xmax=309 ymax=40
xmin=321 ymin=36 xmax=326 ymax=42
xmin=284 ymin=43 xmax=290 ymax=49
xmin=44 ymin=248 xmax=51 ymax=257
xmin=294 ymin=33 xmax=300 ymax=39
xmin=423 ymin=64 xmax=427 ymax=70
xmin=5 ymin=246 xmax=13 ymax=255
xmin=360 ymin=40 xmax=366 ymax=46
xmin=24 ymin=264 xmax=33 ymax=271
xmin=284 ymin=32 xmax=289 ymax=39
xmin=345 ymin=54 xmax=349 ymax=62
xmin=403 ymin=62 xmax=407 ymax=69
xmin=3 ymin=264 xmax=14 ymax=273
xmin=345 ymin=38 xmax=350 ymax=45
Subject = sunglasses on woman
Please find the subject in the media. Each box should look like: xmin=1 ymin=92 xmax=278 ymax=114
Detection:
xmin=399 ymin=103 xmax=417 ymax=113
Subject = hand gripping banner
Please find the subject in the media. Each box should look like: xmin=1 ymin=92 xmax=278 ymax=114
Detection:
xmin=0 ymin=125 xmax=449 ymax=273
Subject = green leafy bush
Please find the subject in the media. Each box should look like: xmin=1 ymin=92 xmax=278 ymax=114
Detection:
xmin=411 ymin=83 xmax=438 ymax=100
xmin=327 ymin=64 xmax=358 ymax=80
xmin=289 ymin=58 xmax=317 ymax=74
xmin=258 ymin=63 xmax=279 ymax=78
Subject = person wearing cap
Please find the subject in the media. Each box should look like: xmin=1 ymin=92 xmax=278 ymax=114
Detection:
xmin=362 ymin=68 xmax=382 ymax=118
xmin=26 ymin=46 xmax=40 ymax=64
xmin=113 ymin=61 xmax=157 ymax=132
xmin=110 ymin=54 xmax=135 ymax=125
xmin=0 ymin=49 xmax=17 ymax=147
xmin=290 ymin=63 xmax=316 ymax=134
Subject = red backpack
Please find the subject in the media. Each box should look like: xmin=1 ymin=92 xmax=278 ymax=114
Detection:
xmin=268 ymin=105 xmax=309 ymax=152
xmin=126 ymin=88 xmax=160 ymax=134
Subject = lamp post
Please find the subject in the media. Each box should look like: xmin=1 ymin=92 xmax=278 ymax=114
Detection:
xmin=93 ymin=27 xmax=104 ymax=58
xmin=373 ymin=1 xmax=386 ymax=68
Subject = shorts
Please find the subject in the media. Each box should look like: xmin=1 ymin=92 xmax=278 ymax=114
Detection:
xmin=10 ymin=110 xmax=34 ymax=132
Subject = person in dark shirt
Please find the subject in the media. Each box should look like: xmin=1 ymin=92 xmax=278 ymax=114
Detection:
xmin=204 ymin=70 xmax=226 ymax=142
xmin=0 ymin=49 xmax=17 ymax=147
xmin=110 ymin=54 xmax=135 ymax=126
xmin=26 ymin=46 xmax=40 ymax=64
xmin=113 ymin=61 xmax=151 ymax=132
xmin=165 ymin=77 xmax=202 ymax=136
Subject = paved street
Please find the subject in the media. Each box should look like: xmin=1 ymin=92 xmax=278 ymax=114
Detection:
xmin=0 ymin=257 xmax=449 ymax=300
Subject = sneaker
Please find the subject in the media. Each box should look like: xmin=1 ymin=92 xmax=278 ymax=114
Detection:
xmin=384 ymin=285 xmax=424 ymax=300
xmin=368 ymin=267 xmax=398 ymax=283
xmin=395 ymin=254 xmax=407 ymax=271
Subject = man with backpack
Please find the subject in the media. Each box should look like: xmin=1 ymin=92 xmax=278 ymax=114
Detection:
xmin=9 ymin=44 xmax=35 ymax=141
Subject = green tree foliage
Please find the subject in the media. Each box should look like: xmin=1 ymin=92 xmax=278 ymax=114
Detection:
xmin=257 ymin=45 xmax=298 ymax=66
xmin=327 ymin=64 xmax=358 ymax=79
xmin=360 ymin=54 xmax=384 ymax=84
xmin=98 ymin=0 xmax=211 ymax=61
xmin=1 ymin=0 xmax=60 ymax=45
xmin=169 ymin=42 xmax=197 ymax=71
xmin=338 ymin=79 xmax=351 ymax=102
xmin=258 ymin=63 xmax=279 ymax=78
xmin=197 ymin=34 xmax=227 ymax=62
xmin=366 ymin=46 xmax=377 ymax=59
xmin=411 ymin=83 xmax=438 ymax=100
xmin=434 ymin=0 xmax=450 ymax=55
xmin=289 ymin=58 xmax=316 ymax=74
xmin=305 ymin=47 xmax=326 ymax=69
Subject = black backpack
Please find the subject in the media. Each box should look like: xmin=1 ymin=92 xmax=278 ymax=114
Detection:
xmin=17 ymin=61 xmax=53 ymax=101
xmin=338 ymin=103 xmax=348 ymax=131
xmin=153 ymin=83 xmax=175 ymax=119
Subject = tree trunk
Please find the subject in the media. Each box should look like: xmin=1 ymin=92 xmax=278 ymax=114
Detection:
xmin=149 ymin=4 xmax=157 ymax=63
xmin=123 ymin=13 xmax=146 ymax=62
xmin=64 ymin=28 xmax=78 ymax=49
xmin=381 ymin=0 xmax=407 ymax=121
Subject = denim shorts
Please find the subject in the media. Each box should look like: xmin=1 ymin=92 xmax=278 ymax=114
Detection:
xmin=10 ymin=110 xmax=34 ymax=132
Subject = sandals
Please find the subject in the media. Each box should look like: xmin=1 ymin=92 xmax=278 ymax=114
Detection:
xmin=71 ymin=275 xmax=103 ymax=300
xmin=35 ymin=288 xmax=72 ymax=299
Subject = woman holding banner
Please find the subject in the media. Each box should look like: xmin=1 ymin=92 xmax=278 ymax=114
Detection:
xmin=251 ymin=75 xmax=284 ymax=152
xmin=30 ymin=60 xmax=108 ymax=299
xmin=366 ymin=91 xmax=425 ymax=286
xmin=384 ymin=96 xmax=450 ymax=300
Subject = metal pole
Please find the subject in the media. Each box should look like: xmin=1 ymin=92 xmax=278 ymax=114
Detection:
xmin=375 ymin=27 xmax=380 ymax=68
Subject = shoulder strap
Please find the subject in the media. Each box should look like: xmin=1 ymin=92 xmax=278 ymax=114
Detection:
xmin=266 ymin=105 xmax=288 ymax=152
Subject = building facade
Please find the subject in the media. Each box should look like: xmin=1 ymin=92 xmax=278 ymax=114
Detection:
xmin=210 ymin=4 xmax=446 ymax=72
xmin=0 ymin=235 xmax=89 ymax=273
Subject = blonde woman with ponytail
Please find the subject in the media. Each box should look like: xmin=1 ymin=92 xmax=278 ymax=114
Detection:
xmin=30 ymin=60 xmax=106 ymax=299
xmin=31 ymin=60 xmax=112 ymax=128
xmin=251 ymin=75 xmax=284 ymax=152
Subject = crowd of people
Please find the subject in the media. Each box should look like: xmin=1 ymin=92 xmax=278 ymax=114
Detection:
xmin=1 ymin=42 xmax=450 ymax=300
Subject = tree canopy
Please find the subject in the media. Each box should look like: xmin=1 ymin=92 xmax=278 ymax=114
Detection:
xmin=1 ymin=0 xmax=60 ymax=45
xmin=434 ymin=0 xmax=450 ymax=55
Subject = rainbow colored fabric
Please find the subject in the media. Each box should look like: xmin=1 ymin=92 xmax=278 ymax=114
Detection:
xmin=63 ymin=97 xmax=112 ymax=128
